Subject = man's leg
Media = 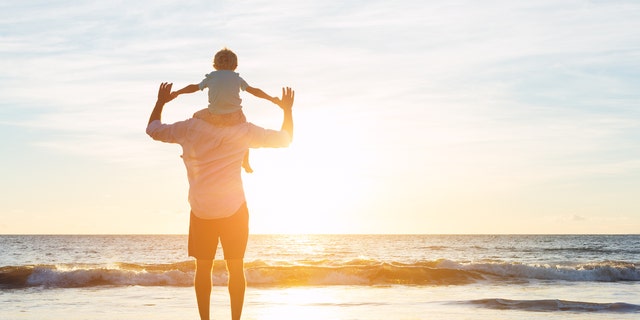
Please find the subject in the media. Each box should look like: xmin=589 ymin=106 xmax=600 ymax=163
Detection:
xmin=226 ymin=258 xmax=246 ymax=320
xmin=195 ymin=259 xmax=214 ymax=320
xmin=219 ymin=203 xmax=249 ymax=320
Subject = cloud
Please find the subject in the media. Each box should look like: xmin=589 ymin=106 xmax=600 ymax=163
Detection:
xmin=2 ymin=0 xmax=639 ymax=179
xmin=1 ymin=0 xmax=640 ymax=234
xmin=571 ymin=215 xmax=587 ymax=222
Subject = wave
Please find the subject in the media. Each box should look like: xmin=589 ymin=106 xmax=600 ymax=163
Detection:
xmin=466 ymin=298 xmax=640 ymax=313
xmin=438 ymin=259 xmax=640 ymax=282
xmin=1 ymin=259 xmax=638 ymax=289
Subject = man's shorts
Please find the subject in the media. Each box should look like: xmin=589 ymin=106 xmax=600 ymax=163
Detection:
xmin=188 ymin=202 xmax=249 ymax=260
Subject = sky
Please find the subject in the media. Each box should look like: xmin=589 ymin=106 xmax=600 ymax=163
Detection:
xmin=1 ymin=0 xmax=639 ymax=234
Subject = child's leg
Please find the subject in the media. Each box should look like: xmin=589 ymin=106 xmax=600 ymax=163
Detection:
xmin=242 ymin=150 xmax=253 ymax=173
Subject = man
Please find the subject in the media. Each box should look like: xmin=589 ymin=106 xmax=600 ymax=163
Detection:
xmin=146 ymin=82 xmax=294 ymax=320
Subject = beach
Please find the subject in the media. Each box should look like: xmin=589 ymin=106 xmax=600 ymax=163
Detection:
xmin=1 ymin=234 xmax=639 ymax=319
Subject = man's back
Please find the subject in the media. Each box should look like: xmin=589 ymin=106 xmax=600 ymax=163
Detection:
xmin=147 ymin=119 xmax=290 ymax=219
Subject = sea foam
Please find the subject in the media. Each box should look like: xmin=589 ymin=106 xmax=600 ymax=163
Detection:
xmin=1 ymin=259 xmax=638 ymax=289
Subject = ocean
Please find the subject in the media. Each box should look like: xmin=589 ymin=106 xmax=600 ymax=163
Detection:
xmin=1 ymin=234 xmax=638 ymax=319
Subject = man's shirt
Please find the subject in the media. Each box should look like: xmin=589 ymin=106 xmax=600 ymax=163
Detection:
xmin=147 ymin=119 xmax=290 ymax=219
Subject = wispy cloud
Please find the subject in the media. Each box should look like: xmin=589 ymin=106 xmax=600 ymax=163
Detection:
xmin=2 ymin=0 xmax=639 ymax=184
xmin=1 ymin=0 xmax=639 ymax=233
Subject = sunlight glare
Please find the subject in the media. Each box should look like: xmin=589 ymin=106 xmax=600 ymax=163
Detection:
xmin=255 ymin=287 xmax=344 ymax=320
xmin=244 ymin=109 xmax=378 ymax=234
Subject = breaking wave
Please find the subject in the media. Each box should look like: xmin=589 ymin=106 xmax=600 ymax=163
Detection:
xmin=1 ymin=259 xmax=638 ymax=289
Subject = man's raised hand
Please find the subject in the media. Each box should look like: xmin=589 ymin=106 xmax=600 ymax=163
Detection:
xmin=277 ymin=87 xmax=294 ymax=111
xmin=157 ymin=82 xmax=174 ymax=104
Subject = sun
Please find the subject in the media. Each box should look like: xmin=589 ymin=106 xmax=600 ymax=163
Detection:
xmin=242 ymin=109 xmax=377 ymax=234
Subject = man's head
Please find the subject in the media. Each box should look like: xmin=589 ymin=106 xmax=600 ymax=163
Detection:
xmin=213 ymin=48 xmax=238 ymax=71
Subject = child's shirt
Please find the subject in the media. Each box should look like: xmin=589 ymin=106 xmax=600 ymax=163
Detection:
xmin=198 ymin=70 xmax=249 ymax=115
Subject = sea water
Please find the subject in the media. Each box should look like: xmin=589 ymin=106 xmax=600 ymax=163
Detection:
xmin=1 ymin=234 xmax=639 ymax=319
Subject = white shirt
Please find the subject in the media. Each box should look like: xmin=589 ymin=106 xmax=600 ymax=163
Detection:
xmin=147 ymin=119 xmax=291 ymax=219
xmin=198 ymin=70 xmax=249 ymax=114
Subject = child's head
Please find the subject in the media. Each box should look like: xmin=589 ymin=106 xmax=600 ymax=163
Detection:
xmin=213 ymin=48 xmax=238 ymax=70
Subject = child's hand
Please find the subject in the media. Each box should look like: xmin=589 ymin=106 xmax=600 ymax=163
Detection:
xmin=271 ymin=97 xmax=281 ymax=104
xmin=169 ymin=91 xmax=179 ymax=100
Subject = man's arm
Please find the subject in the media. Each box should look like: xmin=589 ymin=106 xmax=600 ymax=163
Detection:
xmin=148 ymin=82 xmax=173 ymax=125
xmin=276 ymin=87 xmax=294 ymax=140
xmin=246 ymin=86 xmax=279 ymax=104
xmin=245 ymin=87 xmax=294 ymax=149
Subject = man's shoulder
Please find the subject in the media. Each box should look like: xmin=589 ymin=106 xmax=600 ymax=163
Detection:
xmin=189 ymin=119 xmax=257 ymax=134
xmin=169 ymin=117 xmax=199 ymax=126
xmin=243 ymin=121 xmax=266 ymax=131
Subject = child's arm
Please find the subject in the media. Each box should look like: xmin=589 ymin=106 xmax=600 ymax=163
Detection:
xmin=246 ymin=86 xmax=280 ymax=104
xmin=170 ymin=84 xmax=199 ymax=100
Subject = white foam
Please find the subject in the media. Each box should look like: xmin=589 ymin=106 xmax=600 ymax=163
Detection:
xmin=25 ymin=265 xmax=193 ymax=288
xmin=440 ymin=259 xmax=640 ymax=282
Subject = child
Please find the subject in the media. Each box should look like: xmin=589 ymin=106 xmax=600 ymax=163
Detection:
xmin=170 ymin=48 xmax=280 ymax=173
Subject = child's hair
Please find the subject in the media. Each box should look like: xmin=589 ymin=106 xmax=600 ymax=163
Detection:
xmin=213 ymin=48 xmax=238 ymax=70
